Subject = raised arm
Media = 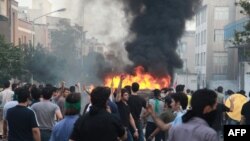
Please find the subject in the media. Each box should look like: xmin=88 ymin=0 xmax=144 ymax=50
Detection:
xmin=115 ymin=75 xmax=125 ymax=102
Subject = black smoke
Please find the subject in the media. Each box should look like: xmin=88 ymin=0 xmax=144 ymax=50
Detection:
xmin=123 ymin=0 xmax=200 ymax=78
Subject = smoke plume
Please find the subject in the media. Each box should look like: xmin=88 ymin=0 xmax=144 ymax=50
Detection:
xmin=123 ymin=0 xmax=200 ymax=78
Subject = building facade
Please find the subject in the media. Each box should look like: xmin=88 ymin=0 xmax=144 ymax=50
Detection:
xmin=177 ymin=31 xmax=197 ymax=90
xmin=195 ymin=0 xmax=231 ymax=89
xmin=16 ymin=19 xmax=33 ymax=47
xmin=224 ymin=0 xmax=250 ymax=92
xmin=0 ymin=0 xmax=18 ymax=44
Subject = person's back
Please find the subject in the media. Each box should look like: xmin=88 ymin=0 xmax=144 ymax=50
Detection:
xmin=7 ymin=105 xmax=38 ymax=141
xmin=0 ymin=81 xmax=14 ymax=107
xmin=6 ymin=87 xmax=39 ymax=141
xmin=50 ymin=93 xmax=81 ymax=141
xmin=31 ymin=86 xmax=62 ymax=141
xmin=70 ymin=87 xmax=126 ymax=141
xmin=72 ymin=110 xmax=124 ymax=141
xmin=168 ymin=117 xmax=217 ymax=141
xmin=31 ymin=101 xmax=59 ymax=129
xmin=241 ymin=101 xmax=250 ymax=125
xmin=168 ymin=89 xmax=219 ymax=141
xmin=128 ymin=95 xmax=146 ymax=121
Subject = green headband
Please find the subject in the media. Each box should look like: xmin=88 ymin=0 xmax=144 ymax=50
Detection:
xmin=65 ymin=101 xmax=81 ymax=110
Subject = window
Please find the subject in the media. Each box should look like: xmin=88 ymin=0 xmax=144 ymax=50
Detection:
xmin=204 ymin=30 xmax=206 ymax=44
xmin=201 ymin=7 xmax=207 ymax=24
xmin=201 ymin=31 xmax=204 ymax=45
xmin=214 ymin=29 xmax=224 ymax=42
xmin=198 ymin=33 xmax=200 ymax=46
xmin=213 ymin=53 xmax=228 ymax=74
xmin=214 ymin=7 xmax=229 ymax=20
xmin=203 ymin=52 xmax=206 ymax=66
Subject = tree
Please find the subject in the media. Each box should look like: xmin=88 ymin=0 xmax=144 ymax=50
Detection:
xmin=23 ymin=45 xmax=64 ymax=84
xmin=0 ymin=36 xmax=24 ymax=85
xmin=233 ymin=0 xmax=250 ymax=46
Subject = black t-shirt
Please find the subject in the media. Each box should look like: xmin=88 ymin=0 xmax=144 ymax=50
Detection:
xmin=6 ymin=105 xmax=38 ymax=141
xmin=70 ymin=109 xmax=125 ymax=141
xmin=212 ymin=103 xmax=230 ymax=130
xmin=116 ymin=101 xmax=131 ymax=127
xmin=241 ymin=101 xmax=250 ymax=125
xmin=128 ymin=95 xmax=146 ymax=121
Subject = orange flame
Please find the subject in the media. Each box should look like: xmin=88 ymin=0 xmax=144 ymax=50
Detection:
xmin=104 ymin=66 xmax=171 ymax=90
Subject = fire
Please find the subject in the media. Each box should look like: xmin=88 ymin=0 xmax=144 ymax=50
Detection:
xmin=104 ymin=66 xmax=171 ymax=90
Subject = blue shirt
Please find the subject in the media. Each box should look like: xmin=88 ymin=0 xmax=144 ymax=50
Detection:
xmin=50 ymin=115 xmax=79 ymax=141
xmin=171 ymin=111 xmax=185 ymax=126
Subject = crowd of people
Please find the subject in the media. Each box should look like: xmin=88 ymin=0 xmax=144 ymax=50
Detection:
xmin=0 ymin=77 xmax=249 ymax=141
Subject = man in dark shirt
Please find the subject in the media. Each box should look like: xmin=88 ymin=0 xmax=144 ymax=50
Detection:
xmin=241 ymin=93 xmax=250 ymax=125
xmin=128 ymin=82 xmax=146 ymax=141
xmin=6 ymin=87 xmax=40 ymax=141
xmin=70 ymin=87 xmax=126 ymax=141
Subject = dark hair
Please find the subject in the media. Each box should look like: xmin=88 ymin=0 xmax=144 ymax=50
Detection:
xmin=3 ymin=81 xmax=10 ymax=88
xmin=153 ymin=89 xmax=161 ymax=98
xmin=121 ymin=88 xmax=129 ymax=97
xmin=51 ymin=87 xmax=58 ymax=93
xmin=161 ymin=88 xmax=168 ymax=93
xmin=217 ymin=86 xmax=223 ymax=93
xmin=176 ymin=85 xmax=185 ymax=93
xmin=239 ymin=90 xmax=246 ymax=95
xmin=124 ymin=85 xmax=132 ymax=95
xmin=171 ymin=92 xmax=188 ymax=110
xmin=31 ymin=87 xmax=41 ymax=101
xmin=65 ymin=93 xmax=81 ymax=115
xmin=164 ymin=96 xmax=172 ymax=108
xmin=131 ymin=82 xmax=139 ymax=92
xmin=42 ymin=86 xmax=53 ymax=100
xmin=182 ymin=89 xmax=217 ymax=123
xmin=186 ymin=89 xmax=191 ymax=94
xmin=226 ymin=89 xmax=234 ymax=95
xmin=12 ymin=83 xmax=18 ymax=91
xmin=17 ymin=87 xmax=31 ymax=103
xmin=13 ymin=87 xmax=21 ymax=101
xmin=70 ymin=86 xmax=76 ymax=93
xmin=90 ymin=87 xmax=110 ymax=115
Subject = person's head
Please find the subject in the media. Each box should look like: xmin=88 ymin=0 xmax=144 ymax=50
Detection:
xmin=13 ymin=87 xmax=21 ymax=101
xmin=90 ymin=86 xmax=110 ymax=109
xmin=164 ymin=96 xmax=172 ymax=109
xmin=63 ymin=88 xmax=70 ymax=98
xmin=42 ymin=86 xmax=53 ymax=100
xmin=70 ymin=86 xmax=76 ymax=93
xmin=238 ymin=90 xmax=246 ymax=96
xmin=131 ymin=82 xmax=140 ymax=93
xmin=51 ymin=87 xmax=59 ymax=98
xmin=186 ymin=89 xmax=191 ymax=94
xmin=17 ymin=87 xmax=31 ymax=103
xmin=170 ymin=92 xmax=188 ymax=111
xmin=121 ymin=88 xmax=129 ymax=101
xmin=3 ymin=80 xmax=10 ymax=89
xmin=31 ymin=87 xmax=41 ymax=101
xmin=226 ymin=89 xmax=234 ymax=96
xmin=217 ymin=86 xmax=223 ymax=93
xmin=176 ymin=85 xmax=185 ymax=93
xmin=182 ymin=89 xmax=217 ymax=126
xmin=124 ymin=85 xmax=132 ymax=95
xmin=11 ymin=83 xmax=18 ymax=91
xmin=65 ymin=93 xmax=81 ymax=115
xmin=153 ymin=89 xmax=161 ymax=99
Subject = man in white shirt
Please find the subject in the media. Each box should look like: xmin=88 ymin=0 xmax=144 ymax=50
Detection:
xmin=0 ymin=81 xmax=14 ymax=108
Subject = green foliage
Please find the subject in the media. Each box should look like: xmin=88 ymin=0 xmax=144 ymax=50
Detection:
xmin=233 ymin=0 xmax=250 ymax=46
xmin=0 ymin=35 xmax=24 ymax=85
